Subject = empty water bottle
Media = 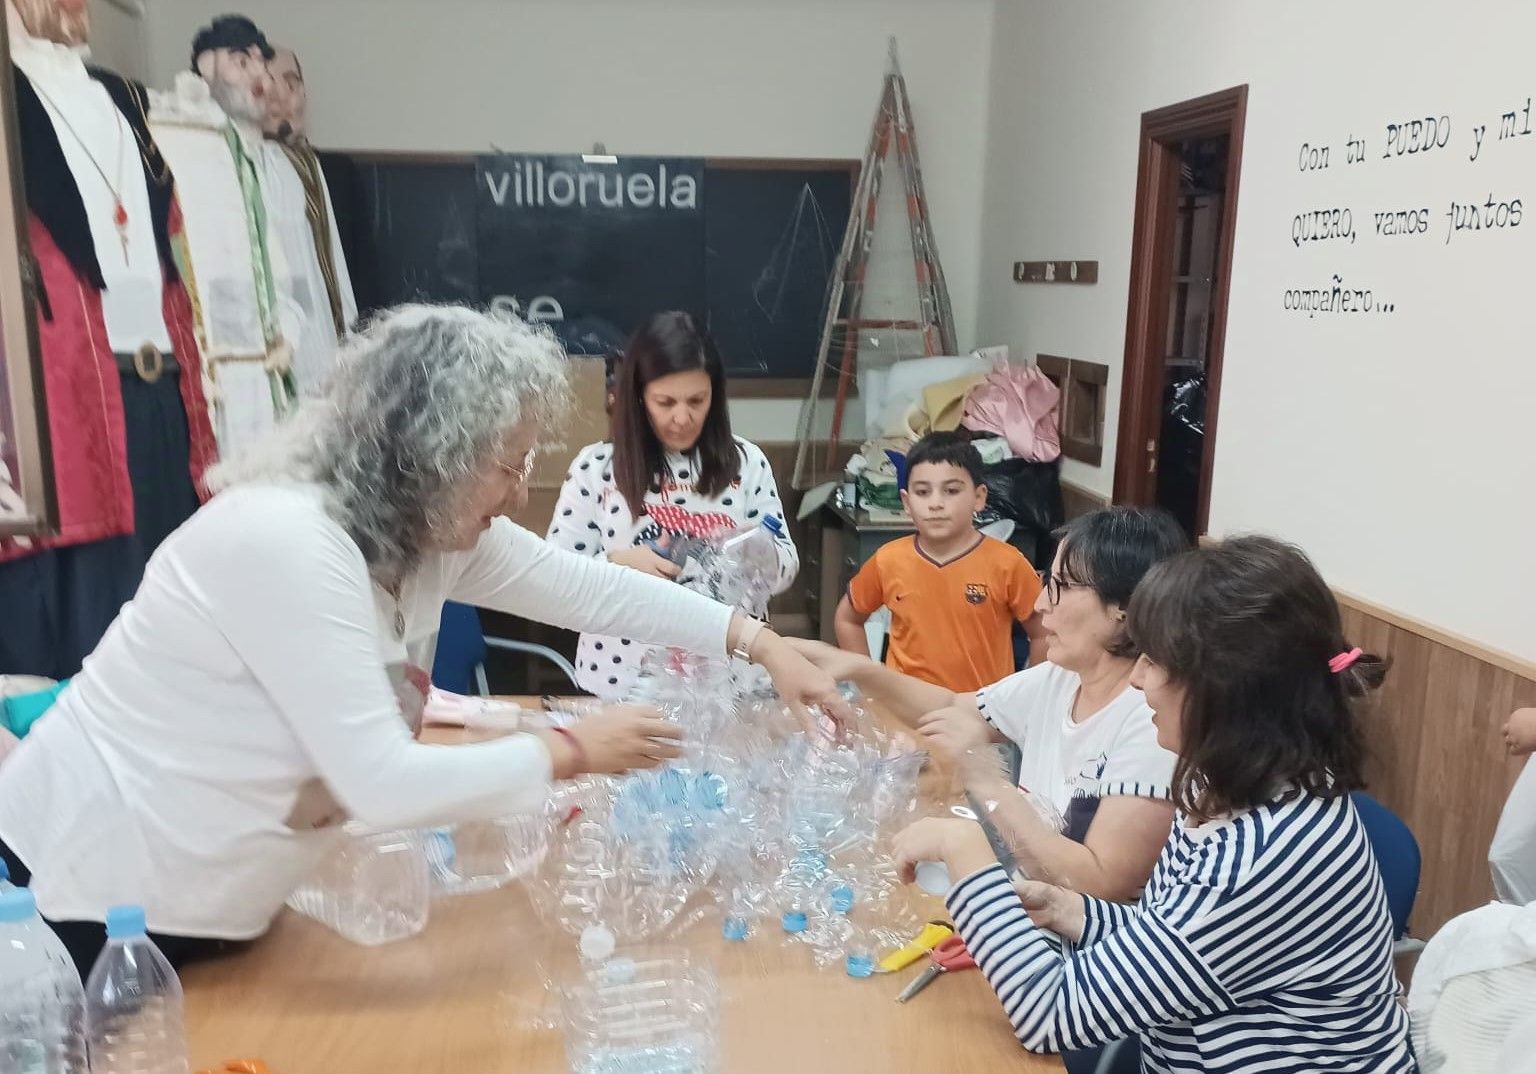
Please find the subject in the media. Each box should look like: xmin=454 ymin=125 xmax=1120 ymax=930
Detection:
xmin=697 ymin=518 xmax=784 ymax=617
xmin=844 ymin=922 xmax=877 ymax=979
xmin=424 ymin=813 xmax=551 ymax=896
xmin=286 ymin=828 xmax=430 ymax=945
xmin=0 ymin=888 xmax=88 ymax=1074
xmin=563 ymin=955 xmax=719 ymax=1074
xmin=83 ymin=905 xmax=186 ymax=1074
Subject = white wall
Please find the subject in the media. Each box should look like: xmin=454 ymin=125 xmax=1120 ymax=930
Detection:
xmin=976 ymin=0 xmax=1536 ymax=659
xmin=140 ymin=0 xmax=996 ymax=442
xmin=87 ymin=0 xmax=148 ymax=80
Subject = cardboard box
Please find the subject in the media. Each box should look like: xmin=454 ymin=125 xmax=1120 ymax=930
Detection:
xmin=517 ymin=356 xmax=609 ymax=534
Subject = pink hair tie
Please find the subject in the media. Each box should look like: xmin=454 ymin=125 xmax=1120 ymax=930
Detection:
xmin=1329 ymin=647 xmax=1363 ymax=674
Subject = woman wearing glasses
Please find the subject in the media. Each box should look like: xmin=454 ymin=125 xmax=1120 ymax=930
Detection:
xmin=0 ymin=305 xmax=845 ymax=974
xmin=547 ymin=311 xmax=799 ymax=700
xmin=789 ymin=506 xmax=1188 ymax=902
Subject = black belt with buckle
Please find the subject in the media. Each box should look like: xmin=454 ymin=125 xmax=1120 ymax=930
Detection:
xmin=114 ymin=344 xmax=178 ymax=384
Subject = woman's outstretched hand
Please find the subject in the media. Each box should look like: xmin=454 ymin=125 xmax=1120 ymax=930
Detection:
xmin=543 ymin=704 xmax=683 ymax=778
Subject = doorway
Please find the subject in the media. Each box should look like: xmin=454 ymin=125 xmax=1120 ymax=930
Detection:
xmin=1113 ymin=87 xmax=1247 ymax=539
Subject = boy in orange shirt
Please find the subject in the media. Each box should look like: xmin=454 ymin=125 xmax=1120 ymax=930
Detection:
xmin=834 ymin=432 xmax=1043 ymax=692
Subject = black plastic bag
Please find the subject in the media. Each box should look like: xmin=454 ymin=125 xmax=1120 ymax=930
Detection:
xmin=975 ymin=457 xmax=1064 ymax=564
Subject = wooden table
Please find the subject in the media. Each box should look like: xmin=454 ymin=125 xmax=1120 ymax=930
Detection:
xmin=183 ymin=712 xmax=1064 ymax=1073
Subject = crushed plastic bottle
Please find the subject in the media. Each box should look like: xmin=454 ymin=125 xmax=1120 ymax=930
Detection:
xmin=425 ymin=812 xmax=552 ymax=896
xmin=286 ymin=828 xmax=430 ymax=945
xmin=691 ymin=518 xmax=784 ymax=618
xmin=563 ymin=955 xmax=719 ymax=1074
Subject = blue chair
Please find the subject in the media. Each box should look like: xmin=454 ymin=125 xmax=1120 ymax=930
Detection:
xmin=1351 ymin=791 xmax=1421 ymax=943
xmin=432 ymin=602 xmax=579 ymax=696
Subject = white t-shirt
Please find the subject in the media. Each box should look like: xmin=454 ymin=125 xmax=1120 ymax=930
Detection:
xmin=0 ymin=483 xmax=732 ymax=939
xmin=546 ymin=436 xmax=798 ymax=700
xmin=976 ymin=662 xmax=1175 ymax=843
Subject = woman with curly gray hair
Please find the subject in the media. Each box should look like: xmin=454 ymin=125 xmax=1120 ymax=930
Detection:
xmin=0 ymin=305 xmax=846 ymax=974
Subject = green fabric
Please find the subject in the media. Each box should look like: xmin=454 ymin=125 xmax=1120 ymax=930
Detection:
xmin=857 ymin=474 xmax=904 ymax=512
xmin=221 ymin=124 xmax=296 ymax=412
xmin=2 ymin=680 xmax=68 ymax=738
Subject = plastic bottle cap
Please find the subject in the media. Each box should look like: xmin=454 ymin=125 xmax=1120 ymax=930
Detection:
xmin=0 ymin=887 xmax=37 ymax=923
xmin=579 ymin=924 xmax=616 ymax=962
xmin=781 ymin=910 xmax=808 ymax=933
xmin=104 ymin=905 xmax=148 ymax=940
xmin=845 ymin=953 xmax=875 ymax=978
xmin=829 ymin=885 xmax=856 ymax=914
xmin=722 ymin=916 xmax=749 ymax=942
xmin=914 ymin=861 xmax=952 ymax=896
xmin=761 ymin=516 xmax=784 ymax=536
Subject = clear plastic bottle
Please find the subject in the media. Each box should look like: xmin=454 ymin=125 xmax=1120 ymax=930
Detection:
xmin=777 ymin=847 xmax=828 ymax=936
xmin=700 ymin=517 xmax=784 ymax=617
xmin=844 ymin=922 xmax=878 ymax=979
xmin=83 ymin=905 xmax=187 ymax=1074
xmin=0 ymin=888 xmax=89 ymax=1074
xmin=286 ymin=828 xmax=430 ymax=945
xmin=563 ymin=954 xmax=719 ymax=1074
xmin=424 ymin=813 xmax=551 ymax=896
xmin=804 ymin=881 xmax=856 ymax=968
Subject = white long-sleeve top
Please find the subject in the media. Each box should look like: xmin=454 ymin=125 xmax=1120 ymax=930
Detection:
xmin=0 ymin=483 xmax=732 ymax=939
xmin=546 ymin=436 xmax=797 ymax=700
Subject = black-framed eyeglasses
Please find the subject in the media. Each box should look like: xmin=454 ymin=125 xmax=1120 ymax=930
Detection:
xmin=1040 ymin=571 xmax=1087 ymax=607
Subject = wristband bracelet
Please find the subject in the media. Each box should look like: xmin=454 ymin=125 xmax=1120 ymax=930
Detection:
xmin=730 ymin=617 xmax=768 ymax=662
xmin=550 ymin=726 xmax=588 ymax=775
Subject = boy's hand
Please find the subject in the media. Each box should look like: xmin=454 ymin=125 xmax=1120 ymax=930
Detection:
xmin=1504 ymin=707 xmax=1536 ymax=756
xmin=917 ymin=706 xmax=992 ymax=760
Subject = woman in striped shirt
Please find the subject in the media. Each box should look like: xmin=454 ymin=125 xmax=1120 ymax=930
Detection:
xmin=895 ymin=536 xmax=1416 ymax=1073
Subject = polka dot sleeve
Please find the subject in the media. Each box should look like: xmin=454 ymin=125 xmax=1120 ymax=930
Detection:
xmin=739 ymin=440 xmax=799 ymax=595
xmin=545 ymin=442 xmax=608 ymax=557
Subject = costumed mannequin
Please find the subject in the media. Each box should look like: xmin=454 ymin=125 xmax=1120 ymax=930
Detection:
xmin=148 ymin=15 xmax=301 ymax=454
xmin=0 ymin=0 xmax=216 ymax=679
xmin=263 ymin=45 xmax=355 ymax=391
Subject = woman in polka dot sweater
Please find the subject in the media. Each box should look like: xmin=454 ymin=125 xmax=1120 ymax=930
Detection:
xmin=547 ymin=312 xmax=799 ymax=700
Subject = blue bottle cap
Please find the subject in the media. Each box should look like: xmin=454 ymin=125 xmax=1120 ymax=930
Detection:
xmin=0 ymin=887 xmax=37 ymax=923
xmin=781 ymin=910 xmax=807 ymax=934
xmin=845 ymin=953 xmax=875 ymax=979
xmin=105 ymin=905 xmax=147 ymax=940
xmin=829 ymin=885 xmax=855 ymax=914
xmin=762 ymin=516 xmax=784 ymax=536
xmin=722 ymin=916 xmax=749 ymax=941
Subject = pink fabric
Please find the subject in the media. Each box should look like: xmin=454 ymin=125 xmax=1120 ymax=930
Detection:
xmin=961 ymin=361 xmax=1062 ymax=463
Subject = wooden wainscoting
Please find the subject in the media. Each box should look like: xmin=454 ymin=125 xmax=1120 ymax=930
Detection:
xmin=1337 ymin=592 xmax=1536 ymax=937
xmin=1062 ymin=480 xmax=1110 ymax=521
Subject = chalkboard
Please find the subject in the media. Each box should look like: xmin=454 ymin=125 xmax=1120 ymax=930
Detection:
xmin=319 ymin=152 xmax=854 ymax=379
xmin=320 ymin=154 xmax=479 ymax=313
xmin=705 ymin=164 xmax=852 ymax=378
xmin=476 ymin=154 xmax=707 ymax=337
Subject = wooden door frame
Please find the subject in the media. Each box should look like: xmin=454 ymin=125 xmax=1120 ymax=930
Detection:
xmin=1112 ymin=85 xmax=1247 ymax=534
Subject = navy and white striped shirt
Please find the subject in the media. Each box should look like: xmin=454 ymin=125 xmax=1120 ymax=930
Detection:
xmin=947 ymin=791 xmax=1416 ymax=1072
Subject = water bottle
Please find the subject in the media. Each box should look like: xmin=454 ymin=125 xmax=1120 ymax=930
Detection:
xmin=0 ymin=888 xmax=88 ymax=1074
xmin=844 ymin=922 xmax=877 ymax=979
xmin=777 ymin=847 xmax=828 ymax=935
xmin=702 ymin=517 xmax=784 ymax=617
xmin=804 ymin=881 xmax=856 ymax=968
xmin=286 ymin=828 xmax=430 ymax=945
xmin=424 ymin=814 xmax=551 ymax=896
xmin=83 ymin=905 xmax=186 ymax=1074
xmin=563 ymin=954 xmax=719 ymax=1074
